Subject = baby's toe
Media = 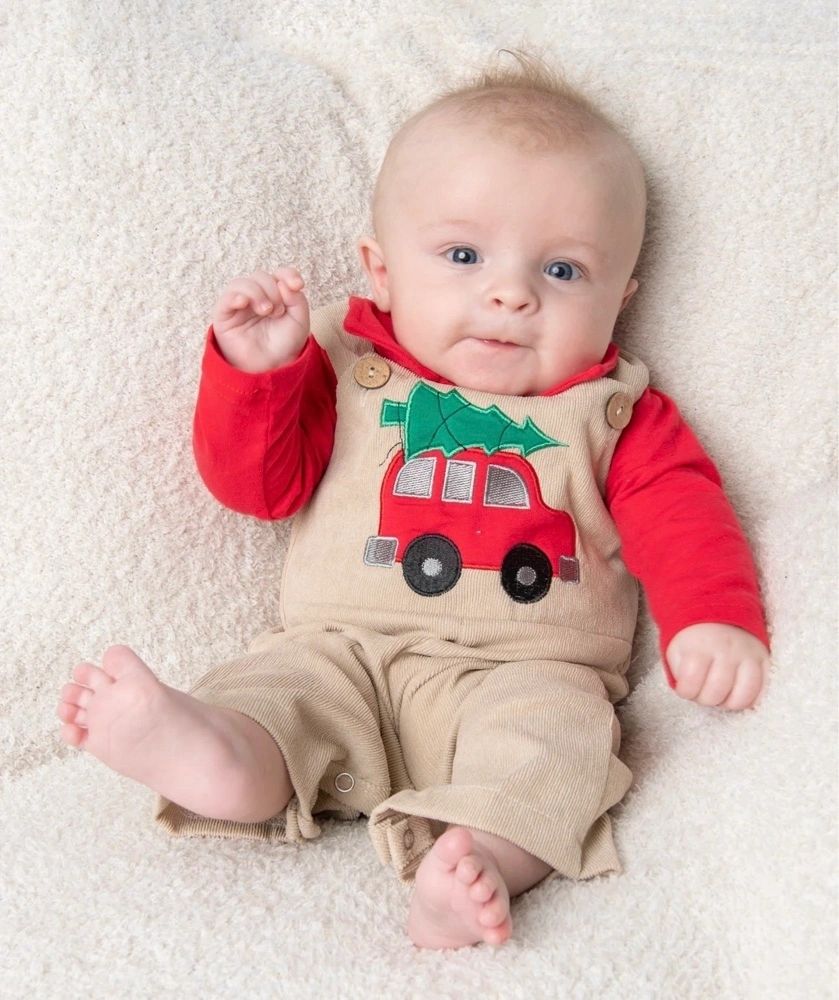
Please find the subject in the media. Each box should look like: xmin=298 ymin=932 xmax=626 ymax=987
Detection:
xmin=478 ymin=894 xmax=509 ymax=928
xmin=57 ymin=700 xmax=86 ymax=726
xmin=468 ymin=872 xmax=497 ymax=903
xmin=61 ymin=682 xmax=92 ymax=708
xmin=455 ymin=854 xmax=482 ymax=886
xmin=482 ymin=914 xmax=513 ymax=945
xmin=59 ymin=721 xmax=87 ymax=748
xmin=101 ymin=644 xmax=151 ymax=681
xmin=72 ymin=662 xmax=112 ymax=691
xmin=429 ymin=826 xmax=474 ymax=872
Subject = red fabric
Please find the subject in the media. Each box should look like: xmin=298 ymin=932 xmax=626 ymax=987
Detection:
xmin=192 ymin=296 xmax=769 ymax=683
xmin=192 ymin=328 xmax=336 ymax=519
xmin=605 ymin=389 xmax=769 ymax=683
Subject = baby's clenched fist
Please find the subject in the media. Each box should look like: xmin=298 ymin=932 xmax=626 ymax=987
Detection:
xmin=211 ymin=266 xmax=311 ymax=373
xmin=665 ymin=623 xmax=770 ymax=711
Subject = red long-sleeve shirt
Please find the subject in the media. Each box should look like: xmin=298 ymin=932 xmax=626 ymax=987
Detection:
xmin=192 ymin=295 xmax=769 ymax=686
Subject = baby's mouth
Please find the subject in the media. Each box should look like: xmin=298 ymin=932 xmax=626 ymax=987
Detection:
xmin=472 ymin=337 xmax=522 ymax=350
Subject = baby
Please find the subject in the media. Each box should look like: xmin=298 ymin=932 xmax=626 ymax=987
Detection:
xmin=57 ymin=51 xmax=771 ymax=950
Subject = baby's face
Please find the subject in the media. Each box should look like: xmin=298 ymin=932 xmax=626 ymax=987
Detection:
xmin=359 ymin=118 xmax=644 ymax=395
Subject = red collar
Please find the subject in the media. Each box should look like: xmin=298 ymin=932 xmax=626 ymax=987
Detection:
xmin=342 ymin=295 xmax=619 ymax=396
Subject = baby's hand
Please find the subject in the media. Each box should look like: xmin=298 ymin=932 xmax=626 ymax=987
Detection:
xmin=211 ymin=267 xmax=311 ymax=373
xmin=665 ymin=623 xmax=770 ymax=711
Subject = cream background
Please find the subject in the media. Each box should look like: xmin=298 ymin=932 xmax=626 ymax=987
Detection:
xmin=1 ymin=2 xmax=836 ymax=996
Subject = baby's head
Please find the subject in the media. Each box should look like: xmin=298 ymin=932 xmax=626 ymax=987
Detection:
xmin=358 ymin=50 xmax=647 ymax=396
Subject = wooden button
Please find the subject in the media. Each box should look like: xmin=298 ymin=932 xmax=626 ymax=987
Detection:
xmin=353 ymin=356 xmax=391 ymax=388
xmin=605 ymin=392 xmax=633 ymax=430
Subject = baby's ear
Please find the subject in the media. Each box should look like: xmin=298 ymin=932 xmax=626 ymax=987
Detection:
xmin=357 ymin=236 xmax=391 ymax=311
xmin=619 ymin=278 xmax=639 ymax=313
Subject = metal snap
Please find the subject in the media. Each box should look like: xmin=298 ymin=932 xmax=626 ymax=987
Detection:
xmin=334 ymin=772 xmax=355 ymax=793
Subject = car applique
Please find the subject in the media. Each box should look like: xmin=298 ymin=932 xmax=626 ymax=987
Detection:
xmin=363 ymin=382 xmax=580 ymax=603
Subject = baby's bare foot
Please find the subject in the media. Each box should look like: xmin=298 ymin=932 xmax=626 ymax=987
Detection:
xmin=57 ymin=644 xmax=290 ymax=822
xmin=407 ymin=826 xmax=513 ymax=949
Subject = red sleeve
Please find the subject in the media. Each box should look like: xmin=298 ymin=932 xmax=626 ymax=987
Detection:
xmin=192 ymin=326 xmax=337 ymax=519
xmin=606 ymin=387 xmax=769 ymax=687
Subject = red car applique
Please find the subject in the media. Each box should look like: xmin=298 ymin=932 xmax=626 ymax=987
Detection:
xmin=363 ymin=382 xmax=580 ymax=603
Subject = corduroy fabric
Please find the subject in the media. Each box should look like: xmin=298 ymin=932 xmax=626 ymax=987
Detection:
xmin=279 ymin=301 xmax=649 ymax=692
xmin=154 ymin=621 xmax=631 ymax=884
xmin=155 ymin=301 xmax=649 ymax=883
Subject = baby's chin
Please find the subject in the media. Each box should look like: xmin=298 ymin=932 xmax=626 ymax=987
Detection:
xmin=411 ymin=340 xmax=550 ymax=395
xmin=440 ymin=364 xmax=538 ymax=396
xmin=433 ymin=340 xmax=548 ymax=396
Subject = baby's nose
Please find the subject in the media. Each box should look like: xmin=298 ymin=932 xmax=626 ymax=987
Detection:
xmin=491 ymin=288 xmax=536 ymax=313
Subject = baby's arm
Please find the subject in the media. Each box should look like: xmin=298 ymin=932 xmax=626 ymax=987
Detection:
xmin=606 ymin=388 xmax=771 ymax=710
xmin=665 ymin=623 xmax=770 ymax=711
xmin=193 ymin=268 xmax=337 ymax=519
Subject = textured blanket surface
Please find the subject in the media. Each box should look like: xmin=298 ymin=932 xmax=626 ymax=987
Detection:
xmin=1 ymin=2 xmax=836 ymax=997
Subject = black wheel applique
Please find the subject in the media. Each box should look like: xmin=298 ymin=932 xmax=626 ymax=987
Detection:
xmin=402 ymin=534 xmax=462 ymax=596
xmin=501 ymin=544 xmax=552 ymax=603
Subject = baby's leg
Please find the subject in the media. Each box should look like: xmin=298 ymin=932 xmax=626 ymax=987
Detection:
xmin=57 ymin=645 xmax=292 ymax=823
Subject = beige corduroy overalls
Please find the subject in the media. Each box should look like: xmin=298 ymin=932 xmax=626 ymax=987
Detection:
xmin=155 ymin=299 xmax=650 ymax=885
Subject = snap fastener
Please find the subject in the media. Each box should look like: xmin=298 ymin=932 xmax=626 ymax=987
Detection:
xmin=353 ymin=356 xmax=391 ymax=388
xmin=402 ymin=827 xmax=415 ymax=851
xmin=334 ymin=772 xmax=355 ymax=793
xmin=605 ymin=391 xmax=633 ymax=430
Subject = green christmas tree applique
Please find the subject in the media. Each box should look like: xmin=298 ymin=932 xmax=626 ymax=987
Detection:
xmin=380 ymin=382 xmax=567 ymax=461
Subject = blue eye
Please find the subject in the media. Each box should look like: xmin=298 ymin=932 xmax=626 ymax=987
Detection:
xmin=443 ymin=247 xmax=582 ymax=280
xmin=445 ymin=246 xmax=479 ymax=265
xmin=546 ymin=260 xmax=581 ymax=281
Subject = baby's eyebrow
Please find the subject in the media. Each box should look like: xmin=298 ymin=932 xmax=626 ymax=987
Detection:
xmin=420 ymin=219 xmax=479 ymax=231
xmin=563 ymin=239 xmax=606 ymax=263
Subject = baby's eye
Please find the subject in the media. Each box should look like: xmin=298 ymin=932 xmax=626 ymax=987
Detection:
xmin=546 ymin=260 xmax=581 ymax=281
xmin=445 ymin=246 xmax=480 ymax=265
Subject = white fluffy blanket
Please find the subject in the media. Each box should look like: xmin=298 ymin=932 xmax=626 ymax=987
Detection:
xmin=1 ymin=2 xmax=836 ymax=996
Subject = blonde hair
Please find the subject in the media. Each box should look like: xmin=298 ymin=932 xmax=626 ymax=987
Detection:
xmin=372 ymin=47 xmax=646 ymax=241
xmin=426 ymin=47 xmax=627 ymax=151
